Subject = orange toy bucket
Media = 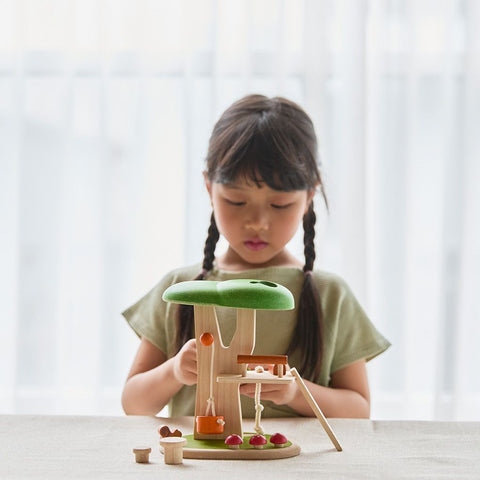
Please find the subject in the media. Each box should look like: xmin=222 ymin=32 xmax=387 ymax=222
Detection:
xmin=196 ymin=415 xmax=225 ymax=434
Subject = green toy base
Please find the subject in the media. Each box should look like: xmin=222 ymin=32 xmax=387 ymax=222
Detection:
xmin=180 ymin=433 xmax=301 ymax=460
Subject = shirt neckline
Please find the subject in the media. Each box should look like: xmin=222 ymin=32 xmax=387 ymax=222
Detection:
xmin=210 ymin=263 xmax=304 ymax=277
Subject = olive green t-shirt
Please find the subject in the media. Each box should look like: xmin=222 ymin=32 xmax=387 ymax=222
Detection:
xmin=123 ymin=263 xmax=390 ymax=418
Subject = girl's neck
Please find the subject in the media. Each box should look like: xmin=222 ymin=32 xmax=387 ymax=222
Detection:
xmin=215 ymin=247 xmax=303 ymax=272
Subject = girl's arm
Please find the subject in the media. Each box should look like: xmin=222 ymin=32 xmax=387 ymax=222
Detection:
xmin=121 ymin=337 xmax=197 ymax=416
xmin=289 ymin=359 xmax=371 ymax=418
xmin=240 ymin=359 xmax=370 ymax=418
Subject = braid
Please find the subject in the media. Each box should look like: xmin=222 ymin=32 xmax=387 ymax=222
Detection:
xmin=303 ymin=203 xmax=316 ymax=273
xmin=202 ymin=213 xmax=220 ymax=273
xmin=175 ymin=214 xmax=220 ymax=353
xmin=287 ymin=202 xmax=324 ymax=380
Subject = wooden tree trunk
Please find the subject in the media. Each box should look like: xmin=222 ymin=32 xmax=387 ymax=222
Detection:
xmin=194 ymin=305 xmax=256 ymax=439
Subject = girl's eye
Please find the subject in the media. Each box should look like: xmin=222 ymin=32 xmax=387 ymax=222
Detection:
xmin=271 ymin=203 xmax=293 ymax=209
xmin=225 ymin=199 xmax=245 ymax=206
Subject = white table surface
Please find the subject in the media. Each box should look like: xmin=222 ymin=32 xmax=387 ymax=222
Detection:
xmin=1 ymin=415 xmax=479 ymax=479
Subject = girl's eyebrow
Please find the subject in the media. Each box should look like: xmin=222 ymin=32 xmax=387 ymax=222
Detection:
xmin=221 ymin=183 xmax=301 ymax=196
xmin=222 ymin=182 xmax=265 ymax=190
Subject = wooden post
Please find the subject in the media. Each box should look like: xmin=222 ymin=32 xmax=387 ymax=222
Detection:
xmin=290 ymin=368 xmax=343 ymax=452
xmin=194 ymin=306 xmax=256 ymax=440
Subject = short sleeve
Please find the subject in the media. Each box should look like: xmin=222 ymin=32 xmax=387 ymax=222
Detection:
xmin=122 ymin=271 xmax=179 ymax=356
xmin=318 ymin=273 xmax=391 ymax=375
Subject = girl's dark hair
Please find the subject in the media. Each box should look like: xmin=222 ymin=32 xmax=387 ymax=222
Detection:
xmin=176 ymin=94 xmax=327 ymax=381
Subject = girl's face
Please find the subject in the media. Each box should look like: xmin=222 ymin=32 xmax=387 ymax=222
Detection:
xmin=206 ymin=176 xmax=314 ymax=270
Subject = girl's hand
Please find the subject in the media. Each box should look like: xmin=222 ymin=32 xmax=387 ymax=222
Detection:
xmin=173 ymin=338 xmax=198 ymax=386
xmin=239 ymin=370 xmax=299 ymax=406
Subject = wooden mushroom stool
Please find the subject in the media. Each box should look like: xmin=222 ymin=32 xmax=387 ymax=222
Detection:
xmin=159 ymin=437 xmax=187 ymax=465
xmin=132 ymin=446 xmax=151 ymax=463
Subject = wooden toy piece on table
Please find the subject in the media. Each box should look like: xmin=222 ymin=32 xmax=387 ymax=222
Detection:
xmin=163 ymin=279 xmax=294 ymax=441
xmin=158 ymin=425 xmax=183 ymax=438
xmin=159 ymin=437 xmax=187 ymax=465
xmin=162 ymin=278 xmax=343 ymax=459
xmin=132 ymin=447 xmax=151 ymax=463
xmin=290 ymin=368 xmax=342 ymax=451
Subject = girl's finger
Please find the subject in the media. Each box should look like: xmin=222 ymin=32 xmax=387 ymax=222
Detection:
xmin=239 ymin=384 xmax=256 ymax=395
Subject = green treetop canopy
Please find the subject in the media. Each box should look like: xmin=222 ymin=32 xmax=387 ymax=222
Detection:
xmin=162 ymin=279 xmax=294 ymax=311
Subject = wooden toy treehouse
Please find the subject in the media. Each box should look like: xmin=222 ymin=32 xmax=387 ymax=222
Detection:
xmin=162 ymin=279 xmax=342 ymax=460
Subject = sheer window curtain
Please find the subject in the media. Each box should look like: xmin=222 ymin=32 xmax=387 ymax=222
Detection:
xmin=0 ymin=0 xmax=478 ymax=420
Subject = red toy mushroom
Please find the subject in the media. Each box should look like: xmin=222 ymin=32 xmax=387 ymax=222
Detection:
xmin=225 ymin=434 xmax=243 ymax=450
xmin=269 ymin=432 xmax=288 ymax=448
xmin=249 ymin=434 xmax=267 ymax=450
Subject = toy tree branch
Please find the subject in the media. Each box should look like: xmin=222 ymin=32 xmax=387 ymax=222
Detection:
xmin=290 ymin=367 xmax=343 ymax=452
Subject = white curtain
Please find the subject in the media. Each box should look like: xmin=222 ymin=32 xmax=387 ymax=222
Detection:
xmin=1 ymin=0 xmax=479 ymax=420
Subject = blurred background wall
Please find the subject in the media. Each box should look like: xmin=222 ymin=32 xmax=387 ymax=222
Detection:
xmin=1 ymin=0 xmax=479 ymax=420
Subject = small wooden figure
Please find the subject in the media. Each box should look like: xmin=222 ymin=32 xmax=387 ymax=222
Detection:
xmin=159 ymin=437 xmax=187 ymax=465
xmin=159 ymin=425 xmax=182 ymax=438
xmin=132 ymin=446 xmax=151 ymax=463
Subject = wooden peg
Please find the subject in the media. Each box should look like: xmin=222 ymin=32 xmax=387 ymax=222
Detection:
xmin=159 ymin=437 xmax=187 ymax=465
xmin=290 ymin=367 xmax=343 ymax=452
xmin=132 ymin=446 xmax=151 ymax=463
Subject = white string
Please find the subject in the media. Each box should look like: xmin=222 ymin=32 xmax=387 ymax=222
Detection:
xmin=205 ymin=340 xmax=216 ymax=417
xmin=254 ymin=382 xmax=264 ymax=434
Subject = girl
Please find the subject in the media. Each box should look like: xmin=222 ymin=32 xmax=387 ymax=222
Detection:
xmin=121 ymin=94 xmax=390 ymax=419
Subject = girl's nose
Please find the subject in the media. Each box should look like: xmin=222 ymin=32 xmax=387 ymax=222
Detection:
xmin=245 ymin=208 xmax=269 ymax=231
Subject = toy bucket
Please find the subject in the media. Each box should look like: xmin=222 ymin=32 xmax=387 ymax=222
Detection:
xmin=196 ymin=415 xmax=225 ymax=434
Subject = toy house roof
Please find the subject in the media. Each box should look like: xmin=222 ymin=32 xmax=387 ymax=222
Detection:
xmin=162 ymin=279 xmax=294 ymax=310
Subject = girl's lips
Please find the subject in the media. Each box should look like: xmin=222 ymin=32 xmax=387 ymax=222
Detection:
xmin=244 ymin=240 xmax=268 ymax=251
